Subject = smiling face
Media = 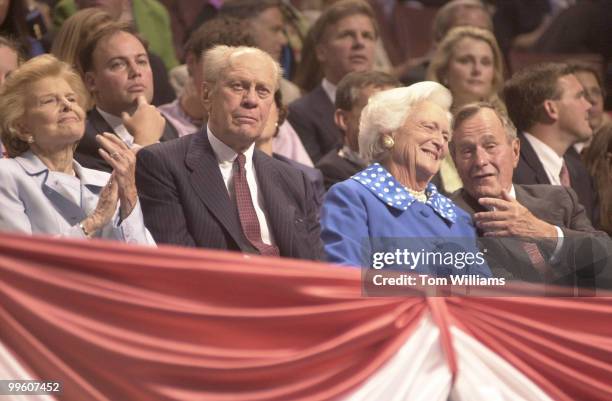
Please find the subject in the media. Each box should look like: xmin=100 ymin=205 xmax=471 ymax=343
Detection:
xmin=203 ymin=52 xmax=277 ymax=152
xmin=18 ymin=76 xmax=86 ymax=153
xmin=316 ymin=14 xmax=376 ymax=85
xmin=452 ymin=108 xmax=519 ymax=199
xmin=390 ymin=100 xmax=451 ymax=188
xmin=85 ymin=31 xmax=153 ymax=116
xmin=445 ymin=37 xmax=494 ymax=106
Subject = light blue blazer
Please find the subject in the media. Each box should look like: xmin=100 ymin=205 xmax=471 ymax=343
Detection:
xmin=0 ymin=151 xmax=155 ymax=245
xmin=321 ymin=164 xmax=491 ymax=276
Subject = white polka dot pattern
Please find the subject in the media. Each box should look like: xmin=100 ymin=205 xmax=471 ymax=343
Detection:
xmin=352 ymin=163 xmax=457 ymax=223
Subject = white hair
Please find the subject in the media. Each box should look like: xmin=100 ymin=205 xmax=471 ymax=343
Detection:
xmin=202 ymin=45 xmax=282 ymax=91
xmin=358 ymin=81 xmax=453 ymax=163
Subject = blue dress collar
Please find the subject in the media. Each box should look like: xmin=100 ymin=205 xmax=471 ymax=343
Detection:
xmin=351 ymin=163 xmax=457 ymax=224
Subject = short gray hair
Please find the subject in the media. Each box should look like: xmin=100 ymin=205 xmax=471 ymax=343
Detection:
xmin=202 ymin=45 xmax=282 ymax=91
xmin=359 ymin=81 xmax=453 ymax=163
xmin=451 ymin=101 xmax=516 ymax=155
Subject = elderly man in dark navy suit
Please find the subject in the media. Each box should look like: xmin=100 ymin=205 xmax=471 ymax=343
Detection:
xmin=136 ymin=45 xmax=323 ymax=260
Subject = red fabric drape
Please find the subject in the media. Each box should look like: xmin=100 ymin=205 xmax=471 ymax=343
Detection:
xmin=1 ymin=232 xmax=611 ymax=401
xmin=0 ymin=233 xmax=425 ymax=401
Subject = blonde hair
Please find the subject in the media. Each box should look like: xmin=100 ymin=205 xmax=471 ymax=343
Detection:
xmin=427 ymin=26 xmax=504 ymax=107
xmin=0 ymin=55 xmax=88 ymax=157
xmin=202 ymin=45 xmax=282 ymax=91
xmin=51 ymin=9 xmax=115 ymax=110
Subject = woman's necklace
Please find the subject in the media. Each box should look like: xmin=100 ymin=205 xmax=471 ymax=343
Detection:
xmin=406 ymin=187 xmax=427 ymax=203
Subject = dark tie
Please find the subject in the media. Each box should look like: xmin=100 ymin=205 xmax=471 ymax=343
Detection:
xmin=233 ymin=154 xmax=279 ymax=256
xmin=559 ymin=161 xmax=571 ymax=187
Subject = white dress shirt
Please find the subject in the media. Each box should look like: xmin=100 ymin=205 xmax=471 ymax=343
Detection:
xmin=321 ymin=78 xmax=337 ymax=104
xmin=523 ymin=132 xmax=564 ymax=186
xmin=97 ymin=107 xmax=135 ymax=148
xmin=207 ymin=126 xmax=275 ymax=246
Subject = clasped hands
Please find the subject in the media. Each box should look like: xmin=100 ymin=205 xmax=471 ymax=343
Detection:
xmin=79 ymin=133 xmax=138 ymax=236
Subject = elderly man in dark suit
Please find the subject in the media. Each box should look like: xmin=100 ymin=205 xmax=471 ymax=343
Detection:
xmin=75 ymin=21 xmax=178 ymax=172
xmin=503 ymin=62 xmax=599 ymax=227
xmin=450 ymin=102 xmax=611 ymax=287
xmin=135 ymin=45 xmax=323 ymax=260
xmin=288 ymin=0 xmax=377 ymax=163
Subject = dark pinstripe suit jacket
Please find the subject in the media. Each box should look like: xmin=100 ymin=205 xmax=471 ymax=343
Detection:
xmin=135 ymin=130 xmax=324 ymax=261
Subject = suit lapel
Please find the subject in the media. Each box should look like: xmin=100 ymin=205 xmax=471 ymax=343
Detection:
xmin=16 ymin=152 xmax=88 ymax=224
xmin=518 ymin=131 xmax=550 ymax=184
xmin=88 ymin=108 xmax=116 ymax=136
xmin=254 ymin=151 xmax=295 ymax=256
xmin=185 ymin=132 xmax=248 ymax=249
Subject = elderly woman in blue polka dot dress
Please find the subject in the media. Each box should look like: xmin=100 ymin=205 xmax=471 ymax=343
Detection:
xmin=321 ymin=81 xmax=491 ymax=277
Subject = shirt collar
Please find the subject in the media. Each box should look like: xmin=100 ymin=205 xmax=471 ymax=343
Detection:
xmin=14 ymin=150 xmax=108 ymax=188
xmin=321 ymin=78 xmax=337 ymax=104
xmin=206 ymin=124 xmax=255 ymax=165
xmin=351 ymin=163 xmax=457 ymax=223
xmin=339 ymin=145 xmax=367 ymax=168
xmin=96 ymin=107 xmax=134 ymax=147
xmin=523 ymin=131 xmax=564 ymax=182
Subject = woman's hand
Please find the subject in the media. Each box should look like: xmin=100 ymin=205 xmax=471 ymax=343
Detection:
xmin=97 ymin=132 xmax=138 ymax=219
xmin=81 ymin=175 xmax=119 ymax=235
xmin=121 ymin=95 xmax=166 ymax=147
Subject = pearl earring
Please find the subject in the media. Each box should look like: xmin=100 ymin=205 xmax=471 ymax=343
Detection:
xmin=27 ymin=137 xmax=35 ymax=144
xmin=382 ymin=136 xmax=394 ymax=149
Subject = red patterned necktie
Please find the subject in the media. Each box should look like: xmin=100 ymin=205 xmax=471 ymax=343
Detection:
xmin=559 ymin=161 xmax=571 ymax=187
xmin=233 ymin=154 xmax=279 ymax=256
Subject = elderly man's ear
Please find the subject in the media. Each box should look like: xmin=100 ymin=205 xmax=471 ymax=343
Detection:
xmin=201 ymin=82 xmax=212 ymax=112
xmin=511 ymin=137 xmax=520 ymax=168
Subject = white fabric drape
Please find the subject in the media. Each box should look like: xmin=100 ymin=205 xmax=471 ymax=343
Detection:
xmin=0 ymin=341 xmax=57 ymax=401
xmin=450 ymin=326 xmax=555 ymax=401
xmin=344 ymin=315 xmax=451 ymax=401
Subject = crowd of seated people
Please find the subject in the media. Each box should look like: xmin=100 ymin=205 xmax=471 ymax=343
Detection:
xmin=0 ymin=0 xmax=610 ymax=287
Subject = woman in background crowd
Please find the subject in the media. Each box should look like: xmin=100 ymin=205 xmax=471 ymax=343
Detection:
xmin=582 ymin=123 xmax=612 ymax=236
xmin=0 ymin=55 xmax=154 ymax=244
xmin=256 ymin=90 xmax=325 ymax=213
xmin=0 ymin=35 xmax=21 ymax=156
xmin=0 ymin=0 xmax=45 ymax=57
xmin=321 ymin=81 xmax=490 ymax=277
xmin=426 ymin=26 xmax=505 ymax=195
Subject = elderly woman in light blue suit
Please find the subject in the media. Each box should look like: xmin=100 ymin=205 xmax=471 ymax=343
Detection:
xmin=321 ymin=81 xmax=490 ymax=277
xmin=0 ymin=54 xmax=154 ymax=244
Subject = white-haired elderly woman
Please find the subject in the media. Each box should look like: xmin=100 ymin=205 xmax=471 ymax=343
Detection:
xmin=0 ymin=54 xmax=154 ymax=244
xmin=321 ymin=81 xmax=490 ymax=276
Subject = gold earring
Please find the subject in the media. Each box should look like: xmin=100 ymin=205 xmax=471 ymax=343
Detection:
xmin=382 ymin=136 xmax=394 ymax=149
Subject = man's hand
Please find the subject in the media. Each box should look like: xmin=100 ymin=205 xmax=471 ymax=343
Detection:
xmin=122 ymin=95 xmax=166 ymax=147
xmin=475 ymin=190 xmax=558 ymax=238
